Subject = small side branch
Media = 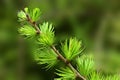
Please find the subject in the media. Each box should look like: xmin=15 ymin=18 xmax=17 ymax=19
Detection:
xmin=26 ymin=14 xmax=41 ymax=34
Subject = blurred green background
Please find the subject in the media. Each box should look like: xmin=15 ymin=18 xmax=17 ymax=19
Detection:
xmin=1 ymin=0 xmax=120 ymax=80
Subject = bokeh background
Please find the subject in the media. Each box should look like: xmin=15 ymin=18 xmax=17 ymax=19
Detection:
xmin=1 ymin=0 xmax=120 ymax=80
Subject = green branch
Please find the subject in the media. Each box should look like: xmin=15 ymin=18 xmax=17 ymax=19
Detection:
xmin=25 ymin=12 xmax=86 ymax=80
xmin=17 ymin=7 xmax=120 ymax=80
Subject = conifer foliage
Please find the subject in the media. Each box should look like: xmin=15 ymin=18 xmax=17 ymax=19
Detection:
xmin=17 ymin=7 xmax=120 ymax=80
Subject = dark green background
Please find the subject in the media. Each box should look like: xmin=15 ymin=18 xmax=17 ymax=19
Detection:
xmin=1 ymin=0 xmax=120 ymax=80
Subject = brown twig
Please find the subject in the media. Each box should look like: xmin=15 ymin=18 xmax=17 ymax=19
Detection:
xmin=51 ymin=45 xmax=86 ymax=80
xmin=26 ymin=14 xmax=86 ymax=80
xmin=26 ymin=14 xmax=40 ymax=34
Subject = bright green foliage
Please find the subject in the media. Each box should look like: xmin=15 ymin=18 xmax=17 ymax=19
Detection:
xmin=76 ymin=55 xmax=94 ymax=77
xmin=24 ymin=7 xmax=29 ymax=13
xmin=34 ymin=48 xmax=58 ymax=69
xmin=18 ymin=7 xmax=41 ymax=22
xmin=55 ymin=67 xmax=76 ymax=80
xmin=88 ymin=72 xmax=104 ymax=80
xmin=105 ymin=75 xmax=120 ymax=80
xmin=61 ymin=38 xmax=82 ymax=60
xmin=25 ymin=7 xmax=41 ymax=21
xmin=18 ymin=25 xmax=36 ymax=38
xmin=38 ymin=22 xmax=55 ymax=46
xmin=17 ymin=10 xmax=27 ymax=21
xmin=30 ymin=8 xmax=41 ymax=21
